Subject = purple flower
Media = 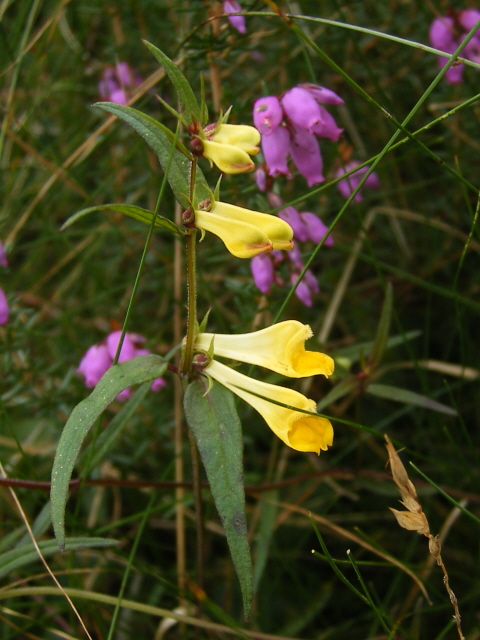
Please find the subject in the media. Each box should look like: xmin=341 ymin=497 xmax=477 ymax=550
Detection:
xmin=251 ymin=254 xmax=274 ymax=294
xmin=78 ymin=330 xmax=165 ymax=400
xmin=311 ymin=107 xmax=343 ymax=141
xmin=253 ymin=97 xmax=283 ymax=135
xmin=0 ymin=288 xmax=9 ymax=325
xmin=335 ymin=161 xmax=380 ymax=202
xmin=289 ymin=125 xmax=324 ymax=187
xmin=98 ymin=62 xmax=142 ymax=104
xmin=429 ymin=10 xmax=480 ymax=84
xmin=282 ymin=87 xmax=323 ymax=134
xmin=77 ymin=344 xmax=111 ymax=388
xmin=279 ymin=206 xmax=308 ymax=241
xmin=300 ymin=212 xmax=334 ymax=245
xmin=299 ymin=83 xmax=344 ymax=106
xmin=253 ymin=83 xmax=343 ymax=185
xmin=255 ymin=166 xmax=267 ymax=191
xmin=223 ymin=0 xmax=246 ymax=34
xmin=261 ymin=126 xmax=290 ymax=177
xmin=291 ymin=270 xmax=319 ymax=307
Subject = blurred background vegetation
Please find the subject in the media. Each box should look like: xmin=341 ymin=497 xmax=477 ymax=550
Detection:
xmin=1 ymin=1 xmax=480 ymax=638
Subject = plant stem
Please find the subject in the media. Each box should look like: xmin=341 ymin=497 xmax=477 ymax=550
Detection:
xmin=181 ymin=158 xmax=198 ymax=378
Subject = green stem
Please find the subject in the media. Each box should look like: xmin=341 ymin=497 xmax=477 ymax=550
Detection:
xmin=181 ymin=158 xmax=198 ymax=378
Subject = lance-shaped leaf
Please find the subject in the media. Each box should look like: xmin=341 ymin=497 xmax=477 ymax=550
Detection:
xmin=95 ymin=103 xmax=210 ymax=209
xmin=61 ymin=204 xmax=182 ymax=234
xmin=143 ymin=41 xmax=201 ymax=125
xmin=184 ymin=379 xmax=253 ymax=617
xmin=51 ymin=355 xmax=167 ymax=550
xmin=366 ymin=383 xmax=457 ymax=416
xmin=0 ymin=538 xmax=118 ymax=580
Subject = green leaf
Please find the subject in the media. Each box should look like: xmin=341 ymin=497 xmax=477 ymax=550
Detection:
xmin=61 ymin=204 xmax=182 ymax=234
xmin=78 ymin=382 xmax=151 ymax=474
xmin=366 ymin=383 xmax=457 ymax=416
xmin=142 ymin=41 xmax=201 ymax=124
xmin=334 ymin=330 xmax=422 ymax=364
xmin=184 ymin=379 xmax=253 ymax=617
xmin=368 ymin=282 xmax=393 ymax=369
xmin=0 ymin=537 xmax=118 ymax=580
xmin=51 ymin=355 xmax=167 ymax=550
xmin=95 ymin=102 xmax=210 ymax=209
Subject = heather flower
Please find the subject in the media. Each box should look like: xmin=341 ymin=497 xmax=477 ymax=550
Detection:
xmin=300 ymin=83 xmax=344 ymax=106
xmin=260 ymin=126 xmax=291 ymax=177
xmin=292 ymin=269 xmax=319 ymax=307
xmin=251 ymin=253 xmax=274 ymax=293
xmin=253 ymin=83 xmax=343 ymax=185
xmin=282 ymin=87 xmax=323 ymax=134
xmin=289 ymin=125 xmax=325 ymax=187
xmin=223 ymin=0 xmax=246 ymax=34
xmin=98 ymin=62 xmax=142 ymax=104
xmin=429 ymin=10 xmax=480 ymax=84
xmin=197 ymin=123 xmax=260 ymax=173
xmin=255 ymin=166 xmax=267 ymax=191
xmin=279 ymin=206 xmax=307 ymax=241
xmin=253 ymin=97 xmax=283 ymax=135
xmin=78 ymin=330 xmax=165 ymax=400
xmin=0 ymin=288 xmax=9 ymax=325
xmin=300 ymin=212 xmax=334 ymax=245
xmin=78 ymin=344 xmax=111 ymax=388
xmin=192 ymin=198 xmax=293 ymax=258
xmin=335 ymin=161 xmax=380 ymax=202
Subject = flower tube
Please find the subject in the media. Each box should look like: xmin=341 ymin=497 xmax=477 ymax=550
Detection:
xmin=196 ymin=320 xmax=333 ymax=378
xmin=193 ymin=200 xmax=293 ymax=258
xmin=199 ymin=123 xmax=260 ymax=173
xmin=204 ymin=359 xmax=333 ymax=453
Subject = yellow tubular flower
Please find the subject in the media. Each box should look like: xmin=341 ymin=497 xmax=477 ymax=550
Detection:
xmin=210 ymin=124 xmax=261 ymax=154
xmin=196 ymin=320 xmax=334 ymax=378
xmin=205 ymin=360 xmax=333 ymax=454
xmin=201 ymin=124 xmax=260 ymax=174
xmin=194 ymin=201 xmax=294 ymax=258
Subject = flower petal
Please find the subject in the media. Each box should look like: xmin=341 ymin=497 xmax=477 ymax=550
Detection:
xmin=205 ymin=360 xmax=333 ymax=453
xmin=195 ymin=209 xmax=272 ymax=258
xmin=202 ymin=140 xmax=255 ymax=173
xmin=210 ymin=201 xmax=294 ymax=251
xmin=210 ymin=124 xmax=260 ymax=153
xmin=197 ymin=320 xmax=334 ymax=378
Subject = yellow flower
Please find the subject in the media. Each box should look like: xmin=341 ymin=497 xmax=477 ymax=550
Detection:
xmin=201 ymin=124 xmax=261 ymax=174
xmin=194 ymin=200 xmax=293 ymax=258
xmin=204 ymin=359 xmax=333 ymax=454
xmin=196 ymin=321 xmax=334 ymax=378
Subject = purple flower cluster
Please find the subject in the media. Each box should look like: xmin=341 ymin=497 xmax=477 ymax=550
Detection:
xmin=429 ymin=10 xmax=480 ymax=84
xmin=253 ymin=84 xmax=343 ymax=186
xmin=0 ymin=241 xmax=9 ymax=325
xmin=335 ymin=161 xmax=380 ymax=203
xmin=223 ymin=0 xmax=246 ymax=34
xmin=77 ymin=330 xmax=166 ymax=401
xmin=98 ymin=62 xmax=142 ymax=105
xmin=250 ymin=195 xmax=333 ymax=307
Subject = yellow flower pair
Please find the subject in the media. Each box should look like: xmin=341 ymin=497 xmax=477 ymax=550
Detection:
xmin=196 ymin=321 xmax=334 ymax=454
xmin=199 ymin=123 xmax=261 ymax=174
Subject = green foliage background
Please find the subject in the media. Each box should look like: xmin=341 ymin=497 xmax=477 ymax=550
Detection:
xmin=1 ymin=1 xmax=480 ymax=638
